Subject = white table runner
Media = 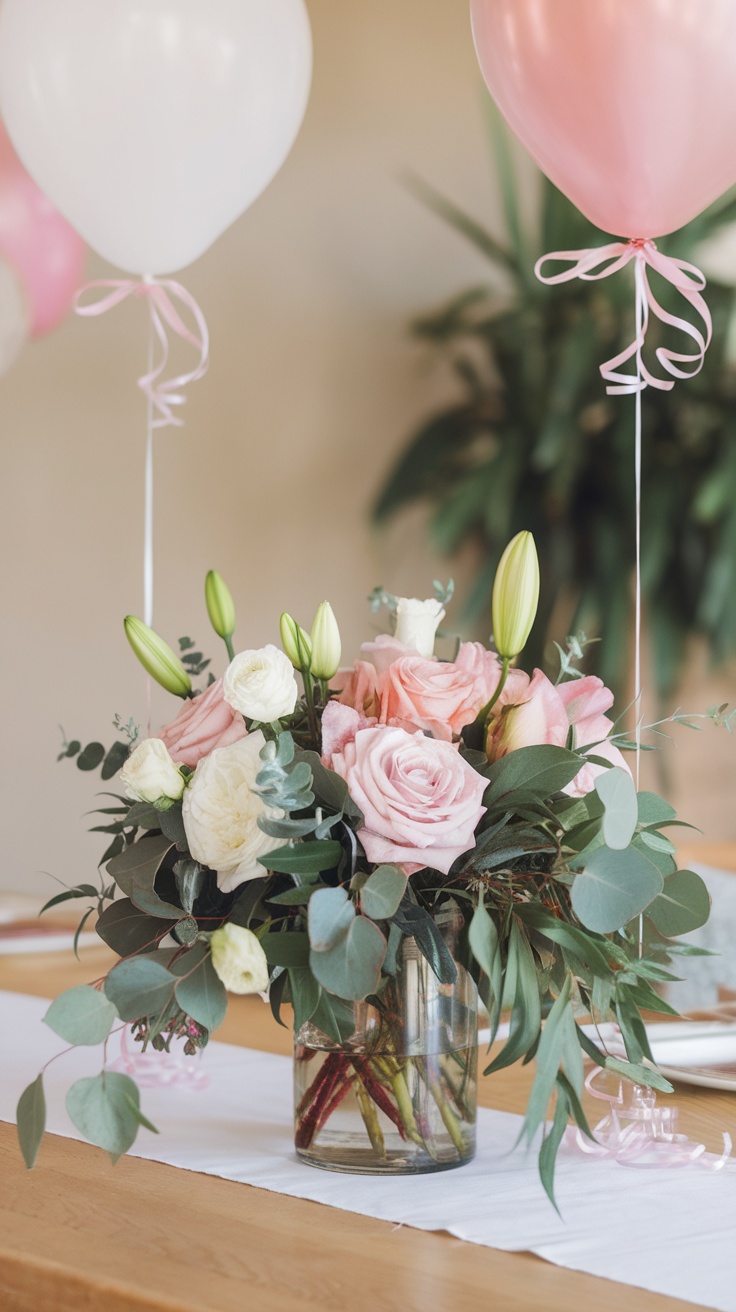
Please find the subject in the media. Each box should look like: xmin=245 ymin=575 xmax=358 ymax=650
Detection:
xmin=2 ymin=991 xmax=735 ymax=1312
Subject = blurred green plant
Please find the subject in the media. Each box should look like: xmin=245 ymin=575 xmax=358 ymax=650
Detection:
xmin=374 ymin=114 xmax=736 ymax=701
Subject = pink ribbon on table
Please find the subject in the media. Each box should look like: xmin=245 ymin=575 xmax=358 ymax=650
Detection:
xmin=535 ymin=238 xmax=712 ymax=396
xmin=75 ymin=277 xmax=210 ymax=426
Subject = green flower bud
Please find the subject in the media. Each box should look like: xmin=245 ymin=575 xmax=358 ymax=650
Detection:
xmin=124 ymin=616 xmax=192 ymax=698
xmin=280 ymin=612 xmax=312 ymax=670
xmin=310 ymin=601 xmax=342 ymax=681
xmin=205 ymin=570 xmax=236 ymax=641
xmin=491 ymin=531 xmax=540 ymax=660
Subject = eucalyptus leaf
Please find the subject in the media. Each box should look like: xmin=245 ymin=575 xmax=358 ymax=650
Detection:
xmin=44 ymin=985 xmax=117 ymax=1046
xmin=361 ymin=865 xmax=406 ymax=921
xmin=571 ymin=846 xmax=663 ymax=933
xmin=309 ymin=915 xmax=386 ymax=1001
xmin=308 ymin=886 xmax=355 ymax=953
xmin=647 ymin=869 xmax=711 ymax=937
xmin=637 ymin=792 xmax=677 ymax=826
xmin=77 ymin=742 xmax=106 ymax=771
xmin=66 ymin=1072 xmax=149 ymax=1159
xmin=485 ymin=920 xmax=541 ymax=1074
xmin=483 ymin=745 xmax=583 ymax=809
xmin=17 ymin=1075 xmax=46 ymax=1169
xmin=104 ymin=956 xmax=175 ymax=1022
xmin=288 ymin=967 xmax=321 ymax=1032
xmin=261 ymin=932 xmax=310 ymax=969
xmin=174 ymin=952 xmax=227 ymax=1033
xmin=520 ymin=974 xmax=572 ymax=1146
xmin=595 ymin=767 xmax=638 ymax=850
xmin=101 ymin=741 xmax=130 ymax=781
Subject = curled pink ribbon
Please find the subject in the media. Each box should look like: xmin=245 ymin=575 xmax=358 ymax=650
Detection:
xmin=75 ymin=277 xmax=210 ymax=427
xmin=535 ymin=238 xmax=712 ymax=396
xmin=565 ymin=1066 xmax=733 ymax=1172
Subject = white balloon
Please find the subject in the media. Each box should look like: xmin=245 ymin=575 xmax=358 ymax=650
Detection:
xmin=0 ymin=0 xmax=312 ymax=275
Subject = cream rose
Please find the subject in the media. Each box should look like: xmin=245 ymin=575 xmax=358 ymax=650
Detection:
xmin=119 ymin=738 xmax=185 ymax=803
xmin=182 ymin=732 xmax=282 ymax=893
xmin=210 ymin=923 xmax=269 ymax=994
xmin=223 ymin=645 xmax=298 ymax=723
xmin=393 ymin=597 xmax=445 ymax=658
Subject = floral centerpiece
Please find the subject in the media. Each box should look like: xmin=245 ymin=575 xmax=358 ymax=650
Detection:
xmin=18 ymin=534 xmax=713 ymax=1201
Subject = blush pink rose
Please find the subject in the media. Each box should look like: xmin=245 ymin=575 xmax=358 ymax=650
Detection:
xmin=486 ymin=668 xmax=568 ymax=760
xmin=320 ymin=700 xmax=376 ymax=768
xmin=331 ymin=724 xmax=487 ymax=875
xmin=379 ymin=656 xmax=480 ymax=739
xmin=332 ymin=659 xmax=381 ymax=718
xmin=485 ymin=668 xmax=631 ymax=796
xmin=158 ymin=677 xmax=248 ymax=769
xmin=454 ymin=642 xmax=504 ymax=708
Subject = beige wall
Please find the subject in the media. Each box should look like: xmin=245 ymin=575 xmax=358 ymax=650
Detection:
xmin=2 ymin=0 xmax=734 ymax=898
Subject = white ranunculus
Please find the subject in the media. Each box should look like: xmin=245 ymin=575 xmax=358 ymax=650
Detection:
xmin=223 ymin=644 xmax=298 ymax=722
xmin=394 ymin=597 xmax=446 ymax=659
xmin=181 ymin=732 xmax=282 ymax=893
xmin=209 ymin=923 xmax=269 ymax=994
xmin=119 ymin=738 xmax=185 ymax=803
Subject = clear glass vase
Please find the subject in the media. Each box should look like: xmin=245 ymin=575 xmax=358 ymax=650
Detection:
xmin=293 ymin=907 xmax=477 ymax=1175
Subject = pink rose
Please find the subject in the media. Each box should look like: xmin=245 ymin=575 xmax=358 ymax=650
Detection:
xmin=455 ymin=642 xmax=504 ymax=708
xmin=320 ymin=700 xmax=376 ymax=768
xmin=158 ymin=677 xmax=248 ymax=769
xmin=332 ymin=659 xmax=381 ymax=717
xmin=485 ymin=668 xmax=631 ymax=796
xmin=331 ymin=724 xmax=487 ymax=875
xmin=359 ymin=634 xmax=417 ymax=673
xmin=486 ymin=669 xmax=568 ymax=759
xmin=379 ymin=656 xmax=479 ymax=739
xmin=557 ymin=675 xmax=630 ymax=796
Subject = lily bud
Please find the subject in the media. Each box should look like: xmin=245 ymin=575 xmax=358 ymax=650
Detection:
xmin=124 ymin=616 xmax=192 ymax=698
xmin=310 ymin=601 xmax=342 ymax=681
xmin=280 ymin=612 xmax=312 ymax=670
xmin=491 ymin=531 xmax=540 ymax=660
xmin=205 ymin=570 xmax=236 ymax=642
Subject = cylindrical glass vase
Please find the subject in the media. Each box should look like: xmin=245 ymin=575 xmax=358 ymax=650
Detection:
xmin=293 ymin=911 xmax=477 ymax=1175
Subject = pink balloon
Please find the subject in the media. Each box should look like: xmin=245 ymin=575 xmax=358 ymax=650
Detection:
xmin=0 ymin=123 xmax=85 ymax=336
xmin=470 ymin=0 xmax=736 ymax=239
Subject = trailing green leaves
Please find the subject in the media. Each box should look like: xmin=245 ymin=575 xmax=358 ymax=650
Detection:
xmin=484 ymin=919 xmax=541 ymax=1074
xmin=468 ymin=895 xmax=502 ymax=1040
xmin=172 ymin=945 xmax=227 ymax=1033
xmin=44 ymin=986 xmax=117 ymax=1046
xmin=66 ymin=1072 xmax=156 ymax=1161
xmin=104 ymin=956 xmax=175 ymax=1022
xmin=391 ymin=898 xmax=457 ymax=985
xmin=647 ymin=869 xmax=711 ymax=937
xmin=17 ymin=1075 xmax=46 ymax=1169
xmin=571 ymin=846 xmax=663 ymax=933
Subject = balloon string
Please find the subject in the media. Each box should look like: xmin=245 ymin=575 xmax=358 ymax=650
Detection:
xmin=74 ymin=276 xmax=209 ymax=726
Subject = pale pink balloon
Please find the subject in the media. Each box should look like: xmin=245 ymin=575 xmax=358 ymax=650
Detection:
xmin=470 ymin=0 xmax=736 ymax=239
xmin=0 ymin=124 xmax=85 ymax=336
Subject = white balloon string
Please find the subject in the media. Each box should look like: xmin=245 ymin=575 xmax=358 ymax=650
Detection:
xmin=145 ymin=299 xmax=155 ymax=736
xmin=74 ymin=276 xmax=209 ymax=729
xmin=634 ymin=257 xmax=644 ymax=792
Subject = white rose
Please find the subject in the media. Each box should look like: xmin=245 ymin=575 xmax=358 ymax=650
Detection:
xmin=119 ymin=738 xmax=185 ymax=803
xmin=210 ymin=923 xmax=269 ymax=994
xmin=181 ymin=731 xmax=282 ymax=892
xmin=223 ymin=645 xmax=298 ymax=722
xmin=394 ymin=597 xmax=446 ymax=659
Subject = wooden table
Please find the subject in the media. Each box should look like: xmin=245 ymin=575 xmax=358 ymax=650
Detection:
xmin=1 ymin=844 xmax=734 ymax=1312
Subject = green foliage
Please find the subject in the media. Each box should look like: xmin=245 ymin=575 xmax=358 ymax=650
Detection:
xmin=360 ymin=865 xmax=406 ymax=920
xmin=104 ymin=956 xmax=175 ymax=1022
xmin=44 ymin=986 xmax=117 ymax=1046
xmin=647 ymin=868 xmax=711 ymax=936
xmin=172 ymin=945 xmax=227 ymax=1033
xmin=95 ymin=898 xmax=172 ymax=957
xmin=65 ymin=1072 xmax=156 ymax=1161
xmin=16 ymin=1076 xmax=46 ymax=1170
xmin=570 ymin=845 xmax=663 ymax=933
xmin=375 ymin=119 xmax=736 ymax=697
xmin=308 ymin=887 xmax=387 ymax=1000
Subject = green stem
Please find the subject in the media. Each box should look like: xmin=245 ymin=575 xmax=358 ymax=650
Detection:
xmin=302 ymin=670 xmax=319 ymax=745
xmin=355 ymin=1076 xmax=386 ymax=1157
xmin=224 ymin=635 xmax=235 ymax=662
xmin=477 ymin=655 xmax=510 ymax=726
xmin=375 ymin=1058 xmax=423 ymax=1147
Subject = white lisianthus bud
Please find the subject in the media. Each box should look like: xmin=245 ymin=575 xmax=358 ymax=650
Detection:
xmin=182 ymin=733 xmax=283 ymax=892
xmin=393 ymin=597 xmax=446 ymax=658
xmin=280 ymin=612 xmax=312 ymax=671
xmin=310 ymin=601 xmax=341 ymax=680
xmin=209 ymin=923 xmax=269 ymax=995
xmin=223 ymin=645 xmax=298 ymax=723
xmin=120 ymin=738 xmax=185 ymax=804
xmin=492 ymin=531 xmax=540 ymax=660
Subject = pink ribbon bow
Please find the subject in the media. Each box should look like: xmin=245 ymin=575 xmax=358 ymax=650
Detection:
xmin=75 ymin=277 xmax=210 ymax=426
xmin=535 ymin=239 xmax=712 ymax=396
